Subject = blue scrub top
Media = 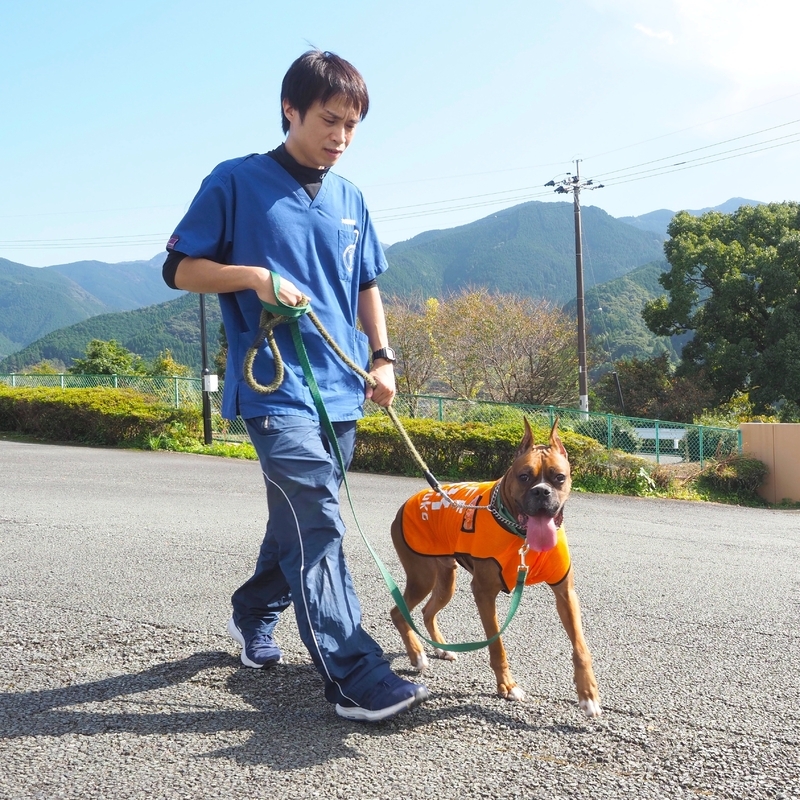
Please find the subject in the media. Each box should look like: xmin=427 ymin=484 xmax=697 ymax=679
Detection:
xmin=168 ymin=154 xmax=389 ymax=421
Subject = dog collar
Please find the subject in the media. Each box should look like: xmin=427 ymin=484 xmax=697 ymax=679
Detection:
xmin=489 ymin=481 xmax=527 ymax=539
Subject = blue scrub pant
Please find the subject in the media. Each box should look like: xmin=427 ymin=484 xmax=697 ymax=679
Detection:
xmin=231 ymin=414 xmax=392 ymax=705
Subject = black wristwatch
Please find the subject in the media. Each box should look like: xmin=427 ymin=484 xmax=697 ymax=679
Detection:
xmin=371 ymin=346 xmax=397 ymax=364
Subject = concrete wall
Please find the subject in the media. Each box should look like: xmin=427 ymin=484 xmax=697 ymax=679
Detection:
xmin=740 ymin=423 xmax=800 ymax=504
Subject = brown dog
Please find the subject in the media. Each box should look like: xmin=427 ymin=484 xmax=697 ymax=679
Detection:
xmin=389 ymin=418 xmax=601 ymax=718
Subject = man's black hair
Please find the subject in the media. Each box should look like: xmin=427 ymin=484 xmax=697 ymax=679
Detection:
xmin=281 ymin=50 xmax=369 ymax=134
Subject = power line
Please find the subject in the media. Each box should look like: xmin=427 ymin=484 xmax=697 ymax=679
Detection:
xmin=373 ymin=189 xmax=555 ymax=222
xmin=4 ymin=113 xmax=800 ymax=251
xmin=599 ymin=135 xmax=800 ymax=188
xmin=364 ymin=89 xmax=800 ymax=192
xmin=374 ymin=131 xmax=800 ymax=224
xmin=0 ymin=234 xmax=169 ymax=250
xmin=581 ymin=89 xmax=800 ymax=162
xmin=591 ymin=119 xmax=800 ymax=180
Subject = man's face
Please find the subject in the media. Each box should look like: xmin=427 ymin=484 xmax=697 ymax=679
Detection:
xmin=283 ymin=96 xmax=360 ymax=170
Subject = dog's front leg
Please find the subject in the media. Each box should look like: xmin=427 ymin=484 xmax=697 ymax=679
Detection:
xmin=550 ymin=568 xmax=601 ymax=717
xmin=471 ymin=564 xmax=524 ymax=701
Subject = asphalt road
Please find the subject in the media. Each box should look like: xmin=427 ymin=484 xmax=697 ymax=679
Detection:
xmin=0 ymin=439 xmax=797 ymax=800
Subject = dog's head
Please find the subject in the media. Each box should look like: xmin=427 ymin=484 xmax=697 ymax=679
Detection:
xmin=501 ymin=417 xmax=571 ymax=552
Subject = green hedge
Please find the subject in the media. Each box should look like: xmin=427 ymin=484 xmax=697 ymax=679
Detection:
xmin=0 ymin=386 xmax=201 ymax=447
xmin=353 ymin=416 xmax=603 ymax=481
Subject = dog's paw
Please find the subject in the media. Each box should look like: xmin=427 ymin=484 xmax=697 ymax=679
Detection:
xmin=579 ymin=698 xmax=602 ymax=718
xmin=432 ymin=648 xmax=457 ymax=662
xmin=410 ymin=651 xmax=429 ymax=671
xmin=499 ymin=685 xmax=525 ymax=702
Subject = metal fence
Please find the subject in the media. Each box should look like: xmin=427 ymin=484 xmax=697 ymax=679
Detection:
xmin=374 ymin=394 xmax=741 ymax=466
xmin=1 ymin=375 xmax=740 ymax=465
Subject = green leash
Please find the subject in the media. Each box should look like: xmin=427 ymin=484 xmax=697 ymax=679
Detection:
xmin=246 ymin=275 xmax=528 ymax=652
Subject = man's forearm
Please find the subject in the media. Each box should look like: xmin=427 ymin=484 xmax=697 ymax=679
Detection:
xmin=174 ymin=257 xmax=272 ymax=297
xmin=174 ymin=257 xmax=306 ymax=307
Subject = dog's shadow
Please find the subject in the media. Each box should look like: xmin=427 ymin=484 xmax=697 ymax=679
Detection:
xmin=0 ymin=651 xmax=588 ymax=768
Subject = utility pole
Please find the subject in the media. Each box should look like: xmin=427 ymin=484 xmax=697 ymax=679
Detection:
xmin=545 ymin=160 xmax=603 ymax=415
xmin=198 ymin=294 xmax=217 ymax=445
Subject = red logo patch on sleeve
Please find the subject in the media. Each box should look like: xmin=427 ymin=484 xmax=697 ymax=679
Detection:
xmin=166 ymin=234 xmax=180 ymax=250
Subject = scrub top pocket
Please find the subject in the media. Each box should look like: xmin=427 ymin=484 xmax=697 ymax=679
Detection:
xmin=337 ymin=228 xmax=359 ymax=281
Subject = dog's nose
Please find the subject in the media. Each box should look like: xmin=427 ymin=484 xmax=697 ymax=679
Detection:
xmin=531 ymin=483 xmax=552 ymax=498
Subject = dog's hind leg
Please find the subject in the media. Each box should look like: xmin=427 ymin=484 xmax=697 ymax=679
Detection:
xmin=550 ymin=568 xmax=601 ymax=718
xmin=423 ymin=557 xmax=459 ymax=662
xmin=390 ymin=511 xmax=437 ymax=671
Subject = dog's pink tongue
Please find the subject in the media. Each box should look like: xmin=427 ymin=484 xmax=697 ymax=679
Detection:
xmin=524 ymin=514 xmax=558 ymax=552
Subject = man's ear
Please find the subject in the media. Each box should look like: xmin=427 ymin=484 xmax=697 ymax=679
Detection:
xmin=282 ymin=99 xmax=298 ymax=127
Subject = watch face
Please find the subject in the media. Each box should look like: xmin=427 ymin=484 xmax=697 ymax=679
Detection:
xmin=374 ymin=347 xmax=396 ymax=362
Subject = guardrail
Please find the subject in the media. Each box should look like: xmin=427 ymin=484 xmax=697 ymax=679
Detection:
xmin=1 ymin=375 xmax=740 ymax=466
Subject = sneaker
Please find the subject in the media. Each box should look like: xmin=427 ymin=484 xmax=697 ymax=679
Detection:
xmin=335 ymin=673 xmax=430 ymax=722
xmin=226 ymin=616 xmax=283 ymax=668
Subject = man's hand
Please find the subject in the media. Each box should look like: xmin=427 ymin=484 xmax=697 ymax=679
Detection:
xmin=254 ymin=270 xmax=306 ymax=308
xmin=365 ymin=362 xmax=396 ymax=407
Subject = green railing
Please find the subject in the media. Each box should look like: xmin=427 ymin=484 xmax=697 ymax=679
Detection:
xmin=1 ymin=375 xmax=740 ymax=466
xmin=372 ymin=394 xmax=741 ymax=466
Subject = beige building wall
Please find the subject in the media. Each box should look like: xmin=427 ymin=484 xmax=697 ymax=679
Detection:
xmin=740 ymin=423 xmax=800 ymax=504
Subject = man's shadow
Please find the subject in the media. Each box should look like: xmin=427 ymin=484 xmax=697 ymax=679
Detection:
xmin=0 ymin=650 xmax=575 ymax=768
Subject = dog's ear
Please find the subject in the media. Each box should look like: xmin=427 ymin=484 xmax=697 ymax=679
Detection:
xmin=518 ymin=416 xmax=535 ymax=453
xmin=550 ymin=416 xmax=567 ymax=456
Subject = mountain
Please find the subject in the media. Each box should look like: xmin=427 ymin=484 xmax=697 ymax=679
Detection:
xmin=617 ymin=197 xmax=764 ymax=239
xmin=0 ymin=253 xmax=180 ymax=358
xmin=381 ymin=200 xmax=665 ymax=303
xmin=47 ymin=253 xmax=177 ymax=311
xmin=563 ymin=259 xmax=689 ymax=375
xmin=0 ymin=258 xmax=110 ymax=357
xmin=2 ymin=260 xmax=680 ymax=377
xmin=0 ymin=292 xmax=220 ymax=374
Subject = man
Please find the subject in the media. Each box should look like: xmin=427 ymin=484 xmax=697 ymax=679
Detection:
xmin=162 ymin=50 xmax=429 ymax=722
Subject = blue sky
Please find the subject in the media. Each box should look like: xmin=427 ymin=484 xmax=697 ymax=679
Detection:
xmin=1 ymin=0 xmax=799 ymax=267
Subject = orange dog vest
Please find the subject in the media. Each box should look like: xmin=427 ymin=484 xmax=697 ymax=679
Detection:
xmin=401 ymin=481 xmax=571 ymax=593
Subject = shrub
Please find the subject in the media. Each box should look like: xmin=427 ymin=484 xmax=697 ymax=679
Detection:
xmin=353 ymin=415 xmax=602 ymax=481
xmin=574 ymin=449 xmax=655 ymax=494
xmin=696 ymin=455 xmax=768 ymax=499
xmin=0 ymin=386 xmax=200 ymax=447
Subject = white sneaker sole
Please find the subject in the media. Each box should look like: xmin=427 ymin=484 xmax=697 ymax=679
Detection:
xmin=226 ymin=616 xmax=283 ymax=669
xmin=335 ymin=686 xmax=429 ymax=722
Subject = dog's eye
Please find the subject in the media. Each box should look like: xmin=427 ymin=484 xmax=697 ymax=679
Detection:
xmin=554 ymin=473 xmax=566 ymax=484
xmin=518 ymin=473 xmax=530 ymax=483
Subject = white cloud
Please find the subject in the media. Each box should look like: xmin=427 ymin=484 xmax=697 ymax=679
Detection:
xmin=634 ymin=23 xmax=674 ymax=45
xmin=670 ymin=0 xmax=800 ymax=86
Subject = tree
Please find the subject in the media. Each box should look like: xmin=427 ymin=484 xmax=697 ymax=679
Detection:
xmin=432 ymin=290 xmax=493 ymax=399
xmin=594 ymin=354 xmax=715 ymax=422
xmin=213 ymin=323 xmax=228 ymax=379
xmin=384 ymin=295 xmax=440 ymax=402
xmin=26 ymin=360 xmax=61 ymax=375
xmin=69 ymin=339 xmax=145 ymax=375
xmin=643 ymin=202 xmax=800 ymax=411
xmin=149 ymin=349 xmax=193 ymax=377
xmin=389 ymin=288 xmax=579 ymax=406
